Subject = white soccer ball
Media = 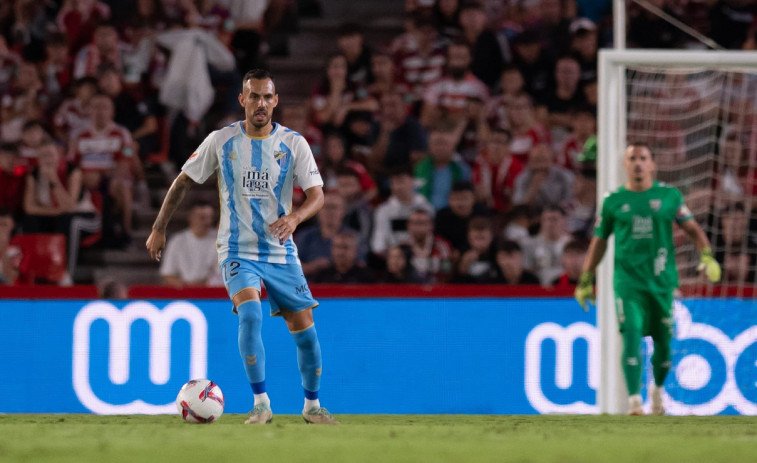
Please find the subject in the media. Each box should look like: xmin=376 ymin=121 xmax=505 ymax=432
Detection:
xmin=176 ymin=379 xmax=225 ymax=423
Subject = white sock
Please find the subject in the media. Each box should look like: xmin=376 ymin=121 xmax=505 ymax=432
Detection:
xmin=254 ymin=392 xmax=270 ymax=406
xmin=304 ymin=398 xmax=320 ymax=411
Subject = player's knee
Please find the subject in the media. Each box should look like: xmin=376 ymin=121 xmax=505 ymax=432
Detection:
xmin=237 ymin=300 xmax=262 ymax=328
xmin=292 ymin=325 xmax=318 ymax=349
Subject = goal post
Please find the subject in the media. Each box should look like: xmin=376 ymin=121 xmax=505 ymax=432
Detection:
xmin=597 ymin=49 xmax=757 ymax=414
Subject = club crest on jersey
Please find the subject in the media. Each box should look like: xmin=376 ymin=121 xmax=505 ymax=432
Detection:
xmin=274 ymin=150 xmax=287 ymax=166
xmin=621 ymin=204 xmax=630 ymax=213
xmin=649 ymin=199 xmax=661 ymax=211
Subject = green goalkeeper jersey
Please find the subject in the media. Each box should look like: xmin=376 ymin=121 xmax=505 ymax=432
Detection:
xmin=593 ymin=181 xmax=693 ymax=293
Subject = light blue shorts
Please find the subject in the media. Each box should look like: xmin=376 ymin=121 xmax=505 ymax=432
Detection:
xmin=220 ymin=257 xmax=318 ymax=316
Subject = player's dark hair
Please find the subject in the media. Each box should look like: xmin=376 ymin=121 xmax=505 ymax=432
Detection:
xmin=243 ymin=69 xmax=275 ymax=85
xmin=0 ymin=207 xmax=13 ymax=219
xmin=628 ymin=141 xmax=654 ymax=159
xmin=21 ymin=119 xmax=45 ymax=132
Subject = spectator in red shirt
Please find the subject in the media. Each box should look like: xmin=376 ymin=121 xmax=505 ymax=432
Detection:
xmin=39 ymin=32 xmax=72 ymax=105
xmin=420 ymin=39 xmax=489 ymax=128
xmin=393 ymin=13 xmax=447 ymax=111
xmin=473 ymin=128 xmax=524 ymax=213
xmin=68 ymin=93 xmax=137 ymax=243
xmin=0 ymin=208 xmax=21 ymax=285
xmin=319 ymin=131 xmax=377 ymax=202
xmin=53 ymin=76 xmax=99 ymax=143
xmin=56 ymin=0 xmax=111 ymax=55
xmin=557 ymin=106 xmax=595 ymax=171
xmin=73 ymin=22 xmax=125 ymax=79
xmin=22 ymin=139 xmax=79 ymax=234
xmin=1 ymin=60 xmax=45 ymax=143
xmin=403 ymin=208 xmax=455 ymax=283
xmin=506 ymin=91 xmax=551 ymax=163
xmin=0 ymin=142 xmax=25 ymax=222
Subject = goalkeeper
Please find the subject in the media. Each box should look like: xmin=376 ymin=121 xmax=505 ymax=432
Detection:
xmin=575 ymin=142 xmax=721 ymax=415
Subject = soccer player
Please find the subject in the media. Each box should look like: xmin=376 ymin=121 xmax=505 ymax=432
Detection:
xmin=575 ymin=142 xmax=721 ymax=415
xmin=146 ymin=69 xmax=338 ymax=425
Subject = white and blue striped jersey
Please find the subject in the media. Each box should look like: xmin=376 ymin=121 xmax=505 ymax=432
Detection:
xmin=181 ymin=122 xmax=323 ymax=264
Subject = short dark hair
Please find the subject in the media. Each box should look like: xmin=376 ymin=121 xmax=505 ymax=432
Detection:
xmin=542 ymin=205 xmax=566 ymax=216
xmin=337 ymin=21 xmax=362 ymax=37
xmin=243 ymin=69 xmax=275 ymax=85
xmin=335 ymin=167 xmax=360 ymax=180
xmin=628 ymin=141 xmax=654 ymax=159
xmin=389 ymin=165 xmax=414 ymax=178
xmin=45 ymin=31 xmax=68 ymax=46
xmin=497 ymin=239 xmax=522 ymax=254
xmin=0 ymin=142 xmax=18 ymax=154
xmin=190 ymin=200 xmax=213 ymax=210
xmin=563 ymin=239 xmax=587 ymax=254
xmin=451 ymin=180 xmax=474 ymax=193
xmin=468 ymin=216 xmax=492 ymax=231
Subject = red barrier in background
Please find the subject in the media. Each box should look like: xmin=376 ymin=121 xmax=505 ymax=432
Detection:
xmin=0 ymin=284 xmax=751 ymax=300
xmin=0 ymin=284 xmax=575 ymax=299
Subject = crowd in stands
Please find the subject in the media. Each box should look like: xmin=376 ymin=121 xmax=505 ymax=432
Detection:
xmin=1 ymin=0 xmax=757 ymax=288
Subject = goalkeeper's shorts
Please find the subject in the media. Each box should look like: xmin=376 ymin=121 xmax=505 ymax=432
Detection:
xmin=614 ymin=287 xmax=674 ymax=339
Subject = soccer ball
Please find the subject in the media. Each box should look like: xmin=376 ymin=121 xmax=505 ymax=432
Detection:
xmin=176 ymin=379 xmax=225 ymax=423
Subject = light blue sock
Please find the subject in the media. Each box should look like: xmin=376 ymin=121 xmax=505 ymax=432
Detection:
xmin=237 ymin=300 xmax=265 ymax=387
xmin=291 ymin=324 xmax=321 ymax=398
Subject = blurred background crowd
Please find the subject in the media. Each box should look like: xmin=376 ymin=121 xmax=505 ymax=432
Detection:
xmin=1 ymin=0 xmax=756 ymax=292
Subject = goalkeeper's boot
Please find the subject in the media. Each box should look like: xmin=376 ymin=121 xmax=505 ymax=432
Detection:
xmin=244 ymin=403 xmax=273 ymax=424
xmin=628 ymin=394 xmax=644 ymax=416
xmin=650 ymin=384 xmax=665 ymax=416
xmin=302 ymin=406 xmax=339 ymax=425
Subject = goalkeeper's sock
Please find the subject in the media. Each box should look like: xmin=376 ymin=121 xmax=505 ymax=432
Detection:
xmin=237 ymin=300 xmax=266 ymax=393
xmin=291 ymin=324 xmax=322 ymax=400
xmin=621 ymin=328 xmax=643 ymax=396
xmin=651 ymin=339 xmax=672 ymax=387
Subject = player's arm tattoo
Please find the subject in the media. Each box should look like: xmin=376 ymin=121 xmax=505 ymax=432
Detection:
xmin=152 ymin=172 xmax=195 ymax=233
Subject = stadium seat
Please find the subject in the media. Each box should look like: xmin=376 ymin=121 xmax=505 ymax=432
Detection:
xmin=11 ymin=233 xmax=68 ymax=285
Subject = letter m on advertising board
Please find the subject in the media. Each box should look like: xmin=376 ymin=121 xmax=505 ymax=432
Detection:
xmin=72 ymin=301 xmax=207 ymax=414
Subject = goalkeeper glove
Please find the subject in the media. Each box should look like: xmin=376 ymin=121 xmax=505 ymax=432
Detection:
xmin=697 ymin=247 xmax=722 ymax=283
xmin=574 ymin=271 xmax=595 ymax=312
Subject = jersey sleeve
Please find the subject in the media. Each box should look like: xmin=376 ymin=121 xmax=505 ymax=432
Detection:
xmin=181 ymin=132 xmax=219 ymax=184
xmin=673 ymin=188 xmax=694 ymax=224
xmin=593 ymin=193 xmax=615 ymax=239
xmin=292 ymin=136 xmax=323 ymax=191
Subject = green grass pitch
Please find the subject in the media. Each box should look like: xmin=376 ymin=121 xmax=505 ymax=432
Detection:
xmin=2 ymin=414 xmax=756 ymax=463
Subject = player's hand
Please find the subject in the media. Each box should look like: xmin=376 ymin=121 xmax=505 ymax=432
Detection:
xmin=697 ymin=247 xmax=722 ymax=283
xmin=574 ymin=271 xmax=595 ymax=312
xmin=269 ymin=215 xmax=300 ymax=243
xmin=146 ymin=229 xmax=166 ymax=262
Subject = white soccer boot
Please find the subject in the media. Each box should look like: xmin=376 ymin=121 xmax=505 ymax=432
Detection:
xmin=650 ymin=384 xmax=665 ymax=416
xmin=628 ymin=394 xmax=644 ymax=415
xmin=244 ymin=403 xmax=273 ymax=424
xmin=302 ymin=406 xmax=339 ymax=425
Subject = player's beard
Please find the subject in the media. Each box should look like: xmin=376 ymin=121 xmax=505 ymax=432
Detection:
xmin=250 ymin=109 xmax=270 ymax=128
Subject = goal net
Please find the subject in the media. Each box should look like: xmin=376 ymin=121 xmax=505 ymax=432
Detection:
xmin=597 ymin=50 xmax=757 ymax=414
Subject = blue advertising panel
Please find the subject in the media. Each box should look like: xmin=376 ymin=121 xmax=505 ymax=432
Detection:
xmin=0 ymin=297 xmax=755 ymax=415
